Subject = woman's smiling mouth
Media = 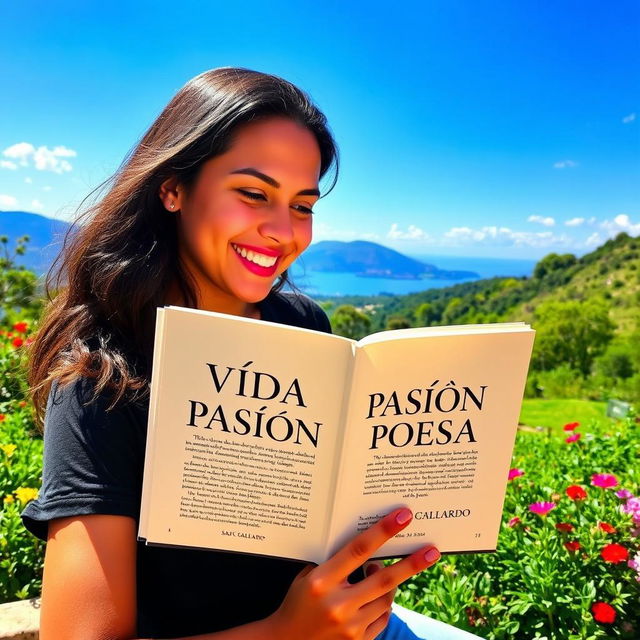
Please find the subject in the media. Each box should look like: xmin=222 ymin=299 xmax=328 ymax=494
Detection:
xmin=231 ymin=243 xmax=281 ymax=275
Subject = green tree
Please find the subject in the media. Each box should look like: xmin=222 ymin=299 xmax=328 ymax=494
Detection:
xmin=0 ymin=235 xmax=43 ymax=327
xmin=533 ymin=252 xmax=578 ymax=280
xmin=595 ymin=341 xmax=635 ymax=380
xmin=385 ymin=315 xmax=411 ymax=331
xmin=330 ymin=305 xmax=371 ymax=340
xmin=531 ymin=299 xmax=615 ymax=376
xmin=414 ymin=302 xmax=436 ymax=327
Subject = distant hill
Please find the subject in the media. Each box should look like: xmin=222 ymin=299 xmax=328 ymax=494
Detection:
xmin=300 ymin=240 xmax=478 ymax=280
xmin=0 ymin=210 xmax=73 ymax=276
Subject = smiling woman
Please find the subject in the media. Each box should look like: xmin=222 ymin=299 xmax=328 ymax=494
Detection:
xmin=19 ymin=67 xmax=474 ymax=640
xmin=159 ymin=117 xmax=321 ymax=316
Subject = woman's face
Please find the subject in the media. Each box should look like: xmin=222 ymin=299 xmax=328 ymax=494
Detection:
xmin=162 ymin=116 xmax=321 ymax=315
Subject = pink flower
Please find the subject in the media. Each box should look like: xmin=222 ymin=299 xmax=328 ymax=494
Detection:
xmin=563 ymin=422 xmax=580 ymax=431
xmin=615 ymin=489 xmax=633 ymax=499
xmin=529 ymin=501 xmax=556 ymax=516
xmin=622 ymin=497 xmax=640 ymax=514
xmin=507 ymin=516 xmax=521 ymax=527
xmin=591 ymin=473 xmax=618 ymax=489
xmin=508 ymin=468 xmax=525 ymax=480
xmin=565 ymin=433 xmax=581 ymax=443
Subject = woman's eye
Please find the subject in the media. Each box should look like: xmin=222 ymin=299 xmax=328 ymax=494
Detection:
xmin=237 ymin=189 xmax=266 ymax=201
xmin=237 ymin=189 xmax=314 ymax=215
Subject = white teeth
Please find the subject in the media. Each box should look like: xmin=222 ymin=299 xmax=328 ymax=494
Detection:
xmin=233 ymin=244 xmax=277 ymax=268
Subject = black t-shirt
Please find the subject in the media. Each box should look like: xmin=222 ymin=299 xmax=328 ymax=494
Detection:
xmin=21 ymin=290 xmax=333 ymax=638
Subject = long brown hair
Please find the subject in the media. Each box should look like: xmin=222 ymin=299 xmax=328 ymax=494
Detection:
xmin=27 ymin=67 xmax=339 ymax=429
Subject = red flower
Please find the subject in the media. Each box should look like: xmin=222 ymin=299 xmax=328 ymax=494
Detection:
xmin=598 ymin=522 xmax=616 ymax=534
xmin=18 ymin=400 xmax=27 ymax=408
xmin=0 ymin=414 xmax=5 ymax=421
xmin=600 ymin=543 xmax=628 ymax=563
xmin=11 ymin=337 xmax=24 ymax=348
xmin=565 ymin=433 xmax=581 ymax=443
xmin=12 ymin=321 xmax=28 ymax=333
xmin=555 ymin=522 xmax=574 ymax=533
xmin=563 ymin=422 xmax=580 ymax=431
xmin=591 ymin=602 xmax=616 ymax=624
xmin=564 ymin=541 xmax=581 ymax=552
xmin=566 ymin=485 xmax=587 ymax=500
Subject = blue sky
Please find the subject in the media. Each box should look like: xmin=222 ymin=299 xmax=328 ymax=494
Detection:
xmin=1 ymin=1 xmax=638 ymax=259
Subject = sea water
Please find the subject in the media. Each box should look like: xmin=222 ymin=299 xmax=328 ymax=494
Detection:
xmin=286 ymin=255 xmax=536 ymax=297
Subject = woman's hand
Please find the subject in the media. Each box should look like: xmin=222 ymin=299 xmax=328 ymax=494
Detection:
xmin=265 ymin=508 xmax=440 ymax=640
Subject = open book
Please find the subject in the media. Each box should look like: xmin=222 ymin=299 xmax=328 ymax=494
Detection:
xmin=138 ymin=306 xmax=535 ymax=563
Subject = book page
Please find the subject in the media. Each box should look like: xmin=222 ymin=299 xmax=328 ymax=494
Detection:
xmin=138 ymin=308 xmax=167 ymax=539
xmin=325 ymin=327 xmax=535 ymax=559
xmin=140 ymin=307 xmax=353 ymax=564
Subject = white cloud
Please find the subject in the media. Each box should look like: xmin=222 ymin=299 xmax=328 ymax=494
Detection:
xmin=553 ymin=160 xmax=578 ymax=169
xmin=442 ymin=224 xmax=571 ymax=249
xmin=3 ymin=142 xmax=35 ymax=165
xmin=622 ymin=113 xmax=636 ymax=124
xmin=31 ymin=199 xmax=44 ymax=211
xmin=528 ymin=214 xmax=555 ymax=227
xmin=565 ymin=217 xmax=585 ymax=227
xmin=0 ymin=160 xmax=17 ymax=170
xmin=1 ymin=142 xmax=77 ymax=173
xmin=43 ymin=185 xmax=52 ymax=191
xmin=0 ymin=194 xmax=18 ymax=207
xmin=600 ymin=213 xmax=640 ymax=236
xmin=24 ymin=177 xmax=32 ymax=184
xmin=387 ymin=223 xmax=431 ymax=241
xmin=586 ymin=232 xmax=602 ymax=246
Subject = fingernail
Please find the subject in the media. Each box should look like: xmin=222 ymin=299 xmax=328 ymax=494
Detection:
xmin=395 ymin=508 xmax=412 ymax=525
xmin=425 ymin=548 xmax=440 ymax=563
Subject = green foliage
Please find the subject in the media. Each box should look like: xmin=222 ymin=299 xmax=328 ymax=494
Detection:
xmin=330 ymin=304 xmax=372 ymax=340
xmin=414 ymin=302 xmax=436 ymax=327
xmin=532 ymin=300 xmax=616 ymax=376
xmin=385 ymin=315 xmax=411 ymax=330
xmin=0 ymin=235 xmax=45 ymax=328
xmin=533 ymin=252 xmax=578 ymax=280
xmin=536 ymin=365 xmax=586 ymax=399
xmin=397 ymin=415 xmax=640 ymax=638
xmin=595 ymin=342 xmax=635 ymax=380
xmin=0 ymin=235 xmax=45 ymax=602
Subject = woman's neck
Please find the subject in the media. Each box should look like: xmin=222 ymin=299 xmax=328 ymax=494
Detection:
xmin=164 ymin=279 xmax=261 ymax=319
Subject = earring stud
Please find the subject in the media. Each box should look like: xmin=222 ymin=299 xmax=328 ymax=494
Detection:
xmin=169 ymin=202 xmax=175 ymax=210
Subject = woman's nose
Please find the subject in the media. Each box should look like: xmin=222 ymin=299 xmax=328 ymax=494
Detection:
xmin=258 ymin=204 xmax=295 ymax=244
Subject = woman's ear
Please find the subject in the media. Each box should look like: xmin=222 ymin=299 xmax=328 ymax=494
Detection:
xmin=158 ymin=176 xmax=183 ymax=212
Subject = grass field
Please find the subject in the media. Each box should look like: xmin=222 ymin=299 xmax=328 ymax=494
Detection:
xmin=519 ymin=398 xmax=621 ymax=432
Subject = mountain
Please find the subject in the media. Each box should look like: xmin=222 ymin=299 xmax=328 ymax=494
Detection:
xmin=299 ymin=240 xmax=478 ymax=280
xmin=0 ymin=210 xmax=74 ymax=276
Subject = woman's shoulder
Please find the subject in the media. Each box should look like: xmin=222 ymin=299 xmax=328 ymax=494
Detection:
xmin=261 ymin=290 xmax=332 ymax=334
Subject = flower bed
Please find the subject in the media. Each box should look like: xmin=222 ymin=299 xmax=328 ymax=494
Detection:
xmin=397 ymin=417 xmax=640 ymax=638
